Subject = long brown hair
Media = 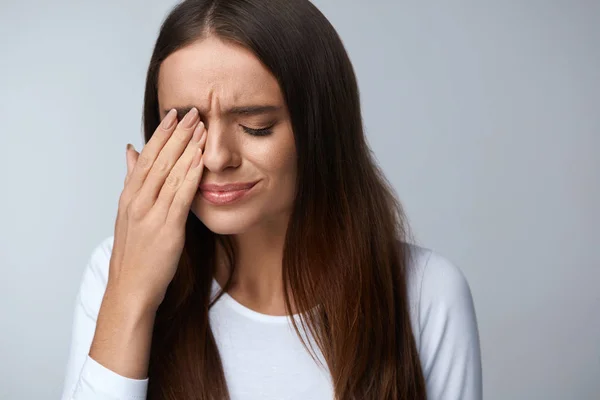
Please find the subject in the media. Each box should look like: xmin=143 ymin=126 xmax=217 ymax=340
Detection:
xmin=142 ymin=0 xmax=426 ymax=398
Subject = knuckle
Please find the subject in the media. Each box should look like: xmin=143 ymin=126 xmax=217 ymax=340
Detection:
xmin=155 ymin=158 xmax=171 ymax=174
xmin=184 ymin=172 xmax=197 ymax=183
xmin=165 ymin=173 xmax=182 ymax=189
xmin=136 ymin=154 xmax=152 ymax=169
xmin=127 ymin=198 xmax=145 ymax=220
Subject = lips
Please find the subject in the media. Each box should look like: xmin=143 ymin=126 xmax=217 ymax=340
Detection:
xmin=198 ymin=181 xmax=259 ymax=192
xmin=198 ymin=180 xmax=259 ymax=205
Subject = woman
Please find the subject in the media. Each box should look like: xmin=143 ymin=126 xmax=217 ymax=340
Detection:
xmin=61 ymin=0 xmax=482 ymax=399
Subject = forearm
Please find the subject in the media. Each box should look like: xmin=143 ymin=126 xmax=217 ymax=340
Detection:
xmin=89 ymin=284 xmax=157 ymax=380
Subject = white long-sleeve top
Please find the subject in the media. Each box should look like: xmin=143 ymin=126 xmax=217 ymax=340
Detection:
xmin=60 ymin=236 xmax=482 ymax=399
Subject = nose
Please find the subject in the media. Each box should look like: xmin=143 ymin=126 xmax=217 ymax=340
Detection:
xmin=200 ymin=120 xmax=240 ymax=173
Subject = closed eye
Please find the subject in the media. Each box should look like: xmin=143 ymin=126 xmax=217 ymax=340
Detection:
xmin=241 ymin=124 xmax=275 ymax=137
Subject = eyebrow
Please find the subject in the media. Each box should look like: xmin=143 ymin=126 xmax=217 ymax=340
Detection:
xmin=164 ymin=105 xmax=281 ymax=120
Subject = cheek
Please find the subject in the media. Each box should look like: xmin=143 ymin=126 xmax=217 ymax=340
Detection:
xmin=263 ymin=148 xmax=296 ymax=173
xmin=249 ymin=130 xmax=296 ymax=176
xmin=268 ymin=141 xmax=297 ymax=200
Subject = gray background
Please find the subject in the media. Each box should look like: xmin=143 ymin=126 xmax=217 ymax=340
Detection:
xmin=1 ymin=1 xmax=598 ymax=399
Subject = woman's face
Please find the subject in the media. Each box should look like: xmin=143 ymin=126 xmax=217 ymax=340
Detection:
xmin=157 ymin=36 xmax=297 ymax=235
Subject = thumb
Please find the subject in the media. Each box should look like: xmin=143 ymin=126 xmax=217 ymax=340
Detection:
xmin=124 ymin=143 xmax=139 ymax=185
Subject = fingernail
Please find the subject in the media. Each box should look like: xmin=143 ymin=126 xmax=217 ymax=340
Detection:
xmin=183 ymin=107 xmax=199 ymax=128
xmin=126 ymin=143 xmax=132 ymax=152
xmin=161 ymin=109 xmax=177 ymax=129
xmin=192 ymin=122 xmax=204 ymax=142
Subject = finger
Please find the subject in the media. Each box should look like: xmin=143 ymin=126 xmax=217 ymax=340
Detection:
xmin=123 ymin=108 xmax=178 ymax=197
xmin=154 ymin=121 xmax=205 ymax=217
xmin=136 ymin=108 xmax=200 ymax=212
xmin=167 ymin=128 xmax=207 ymax=227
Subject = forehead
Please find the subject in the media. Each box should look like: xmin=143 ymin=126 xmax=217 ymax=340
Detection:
xmin=157 ymin=36 xmax=284 ymax=114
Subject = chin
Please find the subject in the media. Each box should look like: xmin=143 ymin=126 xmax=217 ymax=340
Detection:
xmin=190 ymin=205 xmax=258 ymax=235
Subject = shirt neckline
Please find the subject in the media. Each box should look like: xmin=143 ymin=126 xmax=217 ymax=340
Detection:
xmin=211 ymin=277 xmax=305 ymax=324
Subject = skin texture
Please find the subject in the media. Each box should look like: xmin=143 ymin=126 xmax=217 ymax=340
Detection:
xmin=157 ymin=36 xmax=298 ymax=315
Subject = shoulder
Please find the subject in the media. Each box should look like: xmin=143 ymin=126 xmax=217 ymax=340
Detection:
xmin=403 ymin=243 xmax=483 ymax=398
xmin=403 ymin=243 xmax=477 ymax=348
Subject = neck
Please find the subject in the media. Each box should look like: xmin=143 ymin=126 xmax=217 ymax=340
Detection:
xmin=213 ymin=215 xmax=293 ymax=316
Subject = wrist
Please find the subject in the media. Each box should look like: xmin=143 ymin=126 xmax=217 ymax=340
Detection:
xmin=104 ymin=279 xmax=162 ymax=318
xmin=90 ymin=284 xmax=158 ymax=379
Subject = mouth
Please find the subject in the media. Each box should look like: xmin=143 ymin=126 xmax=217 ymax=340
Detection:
xmin=198 ymin=180 xmax=259 ymax=206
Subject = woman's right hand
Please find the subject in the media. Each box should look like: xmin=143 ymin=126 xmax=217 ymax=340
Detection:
xmin=88 ymin=107 xmax=207 ymax=379
xmin=109 ymin=107 xmax=207 ymax=312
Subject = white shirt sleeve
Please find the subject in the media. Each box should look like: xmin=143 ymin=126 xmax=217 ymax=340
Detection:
xmin=417 ymin=251 xmax=483 ymax=400
xmin=60 ymin=236 xmax=149 ymax=400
